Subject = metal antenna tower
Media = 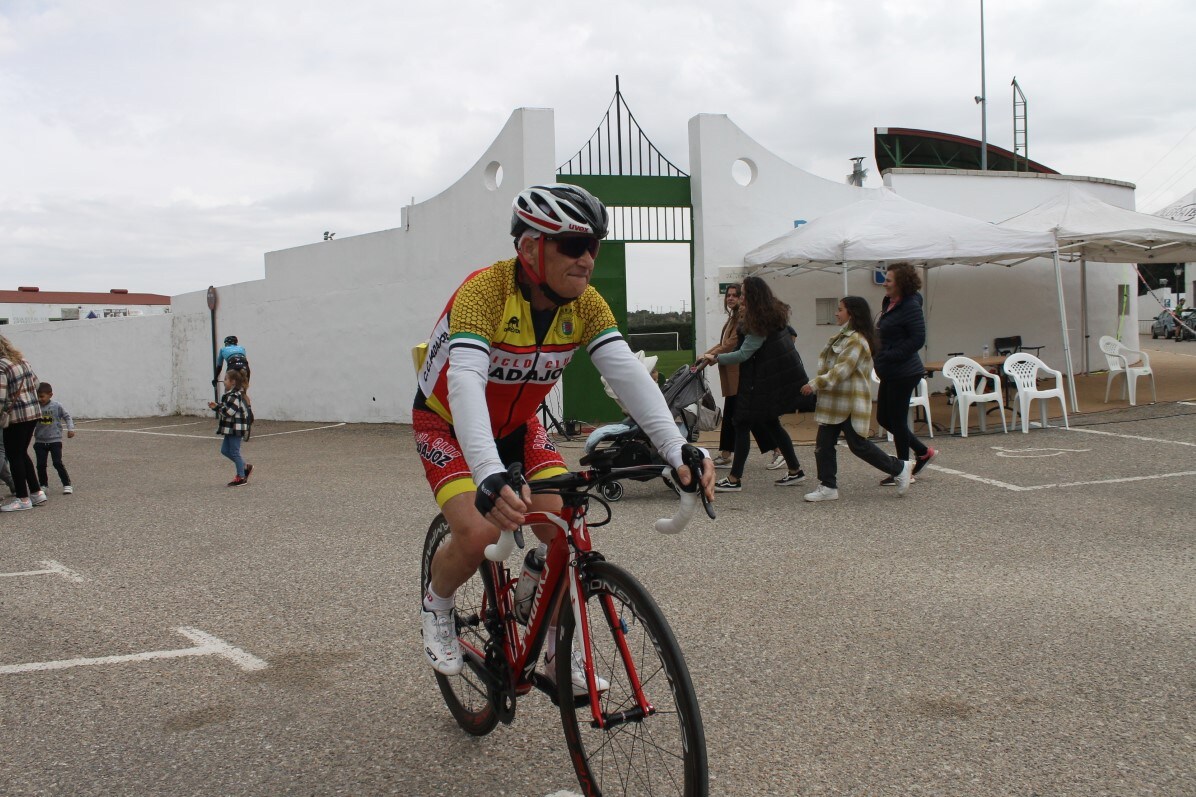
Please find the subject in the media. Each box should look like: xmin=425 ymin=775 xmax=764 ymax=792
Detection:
xmin=1012 ymin=77 xmax=1028 ymax=172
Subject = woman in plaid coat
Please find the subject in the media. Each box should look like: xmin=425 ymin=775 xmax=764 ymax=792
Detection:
xmin=800 ymin=297 xmax=913 ymax=502
xmin=0 ymin=335 xmax=46 ymax=511
xmin=207 ymin=368 xmax=253 ymax=487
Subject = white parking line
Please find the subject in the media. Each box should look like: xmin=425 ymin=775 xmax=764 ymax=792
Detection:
xmin=251 ymin=423 xmax=346 ymax=438
xmin=1068 ymin=427 xmax=1196 ymax=447
xmin=82 ymin=429 xmax=211 ymax=439
xmin=130 ymin=421 xmax=204 ymax=431
xmin=0 ymin=560 xmax=84 ymax=583
xmin=82 ymin=422 xmax=347 ymax=439
xmin=0 ymin=627 xmax=268 ymax=675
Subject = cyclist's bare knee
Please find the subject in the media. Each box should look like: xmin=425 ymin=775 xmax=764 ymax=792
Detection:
xmin=431 ymin=493 xmax=499 ymax=595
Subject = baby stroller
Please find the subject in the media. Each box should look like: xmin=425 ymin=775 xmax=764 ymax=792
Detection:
xmin=582 ymin=363 xmax=721 ymax=501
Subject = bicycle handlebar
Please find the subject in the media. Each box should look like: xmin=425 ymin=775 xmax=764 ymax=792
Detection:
xmin=482 ymin=454 xmax=713 ymax=561
xmin=484 ymin=530 xmax=519 ymax=562
xmin=653 ymin=489 xmax=698 ymax=535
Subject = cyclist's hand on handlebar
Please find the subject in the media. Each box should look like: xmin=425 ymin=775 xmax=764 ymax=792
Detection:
xmin=675 ymin=443 xmax=716 ymax=504
xmin=474 ymin=466 xmax=530 ymax=531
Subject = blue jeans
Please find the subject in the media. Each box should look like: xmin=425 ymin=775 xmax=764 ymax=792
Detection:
xmin=220 ymin=435 xmax=246 ymax=478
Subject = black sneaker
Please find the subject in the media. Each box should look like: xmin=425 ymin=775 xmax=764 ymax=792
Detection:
xmin=880 ymin=474 xmax=917 ymax=486
xmin=714 ymin=477 xmax=742 ymax=493
xmin=774 ymin=469 xmax=806 ymax=486
xmin=912 ymin=448 xmax=938 ymax=476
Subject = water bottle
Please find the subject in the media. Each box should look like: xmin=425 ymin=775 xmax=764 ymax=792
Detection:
xmin=513 ymin=542 xmax=547 ymax=624
xmin=982 ymin=344 xmax=990 ymax=359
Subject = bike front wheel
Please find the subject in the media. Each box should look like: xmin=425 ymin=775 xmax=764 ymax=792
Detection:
xmin=556 ymin=560 xmax=708 ymax=796
xmin=421 ymin=514 xmax=499 ymax=736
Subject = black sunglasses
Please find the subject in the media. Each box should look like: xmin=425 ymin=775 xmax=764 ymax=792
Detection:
xmin=547 ymin=235 xmax=601 ymax=259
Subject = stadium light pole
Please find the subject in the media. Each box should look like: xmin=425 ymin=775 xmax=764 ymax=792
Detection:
xmin=978 ymin=0 xmax=988 ymax=170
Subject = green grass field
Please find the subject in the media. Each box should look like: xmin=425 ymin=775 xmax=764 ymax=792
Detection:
xmin=649 ymin=350 xmax=696 ymax=383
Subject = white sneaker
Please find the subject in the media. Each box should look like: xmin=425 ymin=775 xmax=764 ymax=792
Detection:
xmin=545 ymin=649 xmax=610 ymax=697
xmin=420 ymin=607 xmax=463 ymax=676
xmin=766 ymin=453 xmax=786 ymax=470
xmin=30 ymin=490 xmax=48 ymax=506
xmin=63 ymin=486 xmax=73 ymax=495
xmin=803 ymin=485 xmax=839 ymax=502
xmin=1 ymin=497 xmax=33 ymax=512
xmin=894 ymin=460 xmax=913 ymax=496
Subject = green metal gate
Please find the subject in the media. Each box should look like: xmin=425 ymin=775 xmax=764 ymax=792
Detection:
xmin=557 ymin=77 xmax=693 ymax=423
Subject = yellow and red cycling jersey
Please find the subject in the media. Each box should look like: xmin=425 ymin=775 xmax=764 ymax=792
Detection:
xmin=416 ymin=258 xmax=621 ymax=439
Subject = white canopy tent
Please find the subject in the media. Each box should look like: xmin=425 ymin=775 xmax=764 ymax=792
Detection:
xmin=743 ymin=189 xmax=1073 ymax=408
xmin=999 ymin=184 xmax=1196 ymax=374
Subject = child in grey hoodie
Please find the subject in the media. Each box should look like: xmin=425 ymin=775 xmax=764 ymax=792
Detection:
xmin=34 ymin=382 xmax=75 ymax=494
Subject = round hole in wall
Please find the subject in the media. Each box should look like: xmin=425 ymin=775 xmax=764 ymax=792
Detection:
xmin=731 ymin=158 xmax=757 ymax=187
xmin=484 ymin=161 xmax=504 ymax=191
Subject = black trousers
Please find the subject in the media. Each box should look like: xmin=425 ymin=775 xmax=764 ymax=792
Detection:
xmin=814 ymin=420 xmax=901 ymax=490
xmin=876 ymin=373 xmax=929 ymax=462
xmin=2 ymin=420 xmax=39 ymax=499
xmin=719 ymin=395 xmax=777 ymax=454
xmin=730 ymin=415 xmax=799 ymax=480
xmin=34 ymin=441 xmax=71 ymax=487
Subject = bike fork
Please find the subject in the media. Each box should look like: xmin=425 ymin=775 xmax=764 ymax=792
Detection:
xmin=568 ymin=559 xmax=654 ymax=729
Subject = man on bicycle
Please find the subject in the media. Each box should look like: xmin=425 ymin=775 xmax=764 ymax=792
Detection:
xmin=415 ymin=183 xmax=715 ymax=685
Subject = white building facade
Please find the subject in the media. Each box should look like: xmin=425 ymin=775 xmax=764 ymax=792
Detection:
xmin=4 ymin=106 xmax=1141 ymax=420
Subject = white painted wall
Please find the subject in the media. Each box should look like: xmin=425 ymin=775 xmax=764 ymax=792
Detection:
xmin=11 ymin=108 xmax=557 ymax=422
xmin=688 ymin=114 xmax=873 ymax=380
xmin=6 ymin=313 xmax=175 ymax=417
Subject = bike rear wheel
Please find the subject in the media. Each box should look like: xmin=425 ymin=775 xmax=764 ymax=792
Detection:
xmin=421 ymin=514 xmax=499 ymax=736
xmin=557 ymin=560 xmax=708 ymax=796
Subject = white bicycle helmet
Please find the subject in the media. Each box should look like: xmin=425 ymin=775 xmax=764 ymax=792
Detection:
xmin=510 ymin=184 xmax=609 ymax=240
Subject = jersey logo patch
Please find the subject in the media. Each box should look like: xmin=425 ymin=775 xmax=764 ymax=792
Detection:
xmin=504 ymin=316 xmax=520 ymax=333
xmin=560 ymin=320 xmax=574 ymax=336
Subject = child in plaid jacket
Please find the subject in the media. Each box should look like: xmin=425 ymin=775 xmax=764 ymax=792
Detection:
xmin=208 ymin=369 xmax=253 ymax=487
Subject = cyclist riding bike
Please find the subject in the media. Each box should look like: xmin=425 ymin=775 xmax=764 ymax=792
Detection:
xmin=414 ymin=183 xmax=715 ymax=689
xmin=214 ymin=335 xmax=250 ymax=384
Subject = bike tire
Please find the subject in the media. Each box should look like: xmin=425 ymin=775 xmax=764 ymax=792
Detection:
xmin=556 ymin=560 xmax=708 ymax=796
xmin=421 ymin=514 xmax=499 ymax=736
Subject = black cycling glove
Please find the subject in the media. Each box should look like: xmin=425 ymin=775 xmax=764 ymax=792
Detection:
xmin=474 ymin=462 xmax=526 ymax=517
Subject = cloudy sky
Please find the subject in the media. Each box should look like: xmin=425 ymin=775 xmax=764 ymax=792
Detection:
xmin=2 ymin=0 xmax=1194 ymax=309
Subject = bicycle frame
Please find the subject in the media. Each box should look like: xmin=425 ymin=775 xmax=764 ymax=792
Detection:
xmin=472 ymin=495 xmax=651 ymax=729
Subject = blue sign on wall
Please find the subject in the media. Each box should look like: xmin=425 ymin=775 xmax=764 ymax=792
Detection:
xmin=873 ymin=267 xmax=887 ymax=285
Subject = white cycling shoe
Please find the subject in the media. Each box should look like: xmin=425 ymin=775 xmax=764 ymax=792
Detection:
xmin=421 ymin=607 xmax=463 ymax=676
xmin=544 ymin=649 xmax=610 ymax=697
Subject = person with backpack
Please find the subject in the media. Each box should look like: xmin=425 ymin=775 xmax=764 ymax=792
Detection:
xmin=214 ymin=335 xmax=250 ymax=384
xmin=207 ymin=368 xmax=253 ymax=487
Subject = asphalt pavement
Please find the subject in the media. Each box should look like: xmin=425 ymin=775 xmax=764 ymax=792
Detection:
xmin=1 ymin=403 xmax=1193 ymax=796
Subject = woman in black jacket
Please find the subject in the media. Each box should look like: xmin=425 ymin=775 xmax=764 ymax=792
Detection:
xmin=874 ymin=263 xmax=937 ymax=484
xmin=699 ymin=276 xmax=806 ymax=492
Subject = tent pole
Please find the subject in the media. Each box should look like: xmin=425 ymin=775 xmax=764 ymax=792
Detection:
xmin=842 ymin=266 xmax=849 ymax=297
xmin=1080 ymin=259 xmax=1088 ymax=374
xmin=1053 ymin=250 xmax=1079 ymax=412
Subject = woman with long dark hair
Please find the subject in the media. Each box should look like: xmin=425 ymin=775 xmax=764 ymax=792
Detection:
xmin=0 ymin=335 xmax=47 ymax=512
xmin=800 ymin=297 xmax=913 ymax=502
xmin=874 ymin=263 xmax=936 ymax=486
xmin=700 ymin=283 xmax=782 ymax=470
xmin=699 ymin=276 xmax=804 ymax=491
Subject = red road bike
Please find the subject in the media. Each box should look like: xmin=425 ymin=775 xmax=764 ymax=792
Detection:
xmin=420 ymin=446 xmax=713 ymax=796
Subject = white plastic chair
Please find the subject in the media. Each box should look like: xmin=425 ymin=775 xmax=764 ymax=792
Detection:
xmin=1002 ymin=353 xmax=1069 ymax=433
xmin=942 ymin=356 xmax=1007 ymax=437
xmin=1098 ymin=336 xmax=1155 ymax=406
xmin=871 ymin=370 xmax=934 ymax=439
